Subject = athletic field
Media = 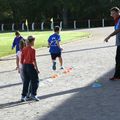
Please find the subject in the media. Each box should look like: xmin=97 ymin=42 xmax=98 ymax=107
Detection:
xmin=0 ymin=31 xmax=89 ymax=57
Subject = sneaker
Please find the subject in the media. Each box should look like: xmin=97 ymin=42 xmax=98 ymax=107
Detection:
xmin=26 ymin=95 xmax=31 ymax=100
xmin=31 ymin=96 xmax=40 ymax=101
xmin=60 ymin=66 xmax=64 ymax=70
xmin=52 ymin=62 xmax=56 ymax=70
xmin=21 ymin=96 xmax=27 ymax=102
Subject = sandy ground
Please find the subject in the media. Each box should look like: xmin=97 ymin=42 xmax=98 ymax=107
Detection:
xmin=0 ymin=27 xmax=120 ymax=120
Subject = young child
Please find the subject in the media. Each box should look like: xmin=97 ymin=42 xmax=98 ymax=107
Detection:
xmin=21 ymin=36 xmax=39 ymax=102
xmin=17 ymin=39 xmax=32 ymax=98
xmin=48 ymin=26 xmax=63 ymax=70
xmin=12 ymin=31 xmax=23 ymax=69
xmin=16 ymin=39 xmax=26 ymax=82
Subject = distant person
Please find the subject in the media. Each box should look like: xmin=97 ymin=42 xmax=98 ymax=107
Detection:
xmin=12 ymin=31 xmax=23 ymax=69
xmin=48 ymin=26 xmax=63 ymax=70
xmin=21 ymin=36 xmax=39 ymax=102
xmin=104 ymin=7 xmax=120 ymax=80
xmin=16 ymin=39 xmax=26 ymax=82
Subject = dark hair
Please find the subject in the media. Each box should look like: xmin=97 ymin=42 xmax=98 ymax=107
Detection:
xmin=15 ymin=31 xmax=20 ymax=36
xmin=27 ymin=36 xmax=35 ymax=43
xmin=110 ymin=7 xmax=120 ymax=12
xmin=19 ymin=39 xmax=25 ymax=50
xmin=54 ymin=26 xmax=60 ymax=32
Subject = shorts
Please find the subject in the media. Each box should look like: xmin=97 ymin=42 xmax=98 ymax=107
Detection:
xmin=51 ymin=53 xmax=61 ymax=60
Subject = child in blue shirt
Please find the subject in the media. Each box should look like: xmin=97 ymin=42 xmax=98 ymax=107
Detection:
xmin=12 ymin=31 xmax=23 ymax=69
xmin=48 ymin=26 xmax=63 ymax=70
xmin=12 ymin=31 xmax=23 ymax=53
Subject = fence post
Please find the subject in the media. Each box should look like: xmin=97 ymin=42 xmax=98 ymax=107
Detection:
xmin=60 ymin=21 xmax=63 ymax=30
xmin=41 ymin=22 xmax=44 ymax=31
xmin=1 ymin=24 xmax=4 ymax=31
xmin=51 ymin=21 xmax=54 ymax=30
xmin=22 ymin=23 xmax=25 ymax=31
xmin=88 ymin=19 xmax=91 ymax=28
xmin=32 ymin=22 xmax=35 ymax=31
xmin=102 ymin=19 xmax=105 ymax=27
xmin=74 ymin=20 xmax=76 ymax=29
xmin=12 ymin=23 xmax=15 ymax=31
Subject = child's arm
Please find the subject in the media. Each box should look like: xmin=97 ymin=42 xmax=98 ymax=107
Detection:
xmin=56 ymin=35 xmax=63 ymax=50
xmin=34 ymin=60 xmax=40 ymax=73
xmin=48 ymin=42 xmax=50 ymax=48
xmin=12 ymin=38 xmax=16 ymax=49
xmin=21 ymin=50 xmax=24 ymax=64
xmin=16 ymin=55 xmax=20 ymax=73
xmin=56 ymin=41 xmax=60 ymax=48
xmin=56 ymin=40 xmax=63 ymax=51
xmin=33 ymin=50 xmax=39 ymax=73
xmin=48 ymin=37 xmax=50 ymax=48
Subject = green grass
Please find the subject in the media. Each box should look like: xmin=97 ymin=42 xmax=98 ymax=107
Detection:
xmin=0 ymin=31 xmax=90 ymax=57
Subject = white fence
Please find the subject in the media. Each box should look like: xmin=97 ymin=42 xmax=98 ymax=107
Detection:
xmin=0 ymin=19 xmax=112 ymax=31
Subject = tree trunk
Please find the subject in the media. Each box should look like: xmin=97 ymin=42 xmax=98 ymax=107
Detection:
xmin=63 ymin=7 xmax=68 ymax=28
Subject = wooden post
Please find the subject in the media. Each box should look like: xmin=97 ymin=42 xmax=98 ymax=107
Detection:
xmin=41 ymin=22 xmax=44 ymax=31
xmin=74 ymin=20 xmax=76 ymax=29
xmin=88 ymin=19 xmax=91 ymax=28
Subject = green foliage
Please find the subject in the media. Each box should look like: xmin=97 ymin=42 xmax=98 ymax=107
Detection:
xmin=0 ymin=0 xmax=120 ymax=23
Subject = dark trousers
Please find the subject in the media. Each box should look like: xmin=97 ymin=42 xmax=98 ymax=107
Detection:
xmin=114 ymin=46 xmax=120 ymax=78
xmin=22 ymin=64 xmax=39 ymax=97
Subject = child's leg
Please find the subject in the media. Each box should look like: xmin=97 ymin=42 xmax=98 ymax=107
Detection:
xmin=21 ymin=65 xmax=30 ymax=97
xmin=22 ymin=75 xmax=30 ymax=97
xmin=58 ymin=53 xmax=63 ymax=69
xmin=29 ymin=65 xmax=39 ymax=96
xmin=20 ymin=68 xmax=24 ymax=83
xmin=58 ymin=56 xmax=63 ymax=67
xmin=27 ymin=81 xmax=32 ymax=97
xmin=51 ymin=54 xmax=57 ymax=70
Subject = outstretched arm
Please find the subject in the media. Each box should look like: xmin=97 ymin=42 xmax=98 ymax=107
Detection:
xmin=104 ymin=29 xmax=120 ymax=42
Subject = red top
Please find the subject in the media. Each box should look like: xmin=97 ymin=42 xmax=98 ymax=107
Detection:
xmin=21 ymin=46 xmax=36 ymax=64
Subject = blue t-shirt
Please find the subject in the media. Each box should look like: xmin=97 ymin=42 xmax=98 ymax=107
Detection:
xmin=114 ymin=18 xmax=120 ymax=46
xmin=12 ymin=36 xmax=23 ymax=53
xmin=115 ymin=18 xmax=120 ymax=30
xmin=48 ymin=33 xmax=61 ymax=53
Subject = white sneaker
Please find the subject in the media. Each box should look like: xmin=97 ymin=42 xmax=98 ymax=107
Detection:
xmin=21 ymin=96 xmax=27 ymax=102
xmin=31 ymin=96 xmax=39 ymax=101
xmin=60 ymin=66 xmax=64 ymax=69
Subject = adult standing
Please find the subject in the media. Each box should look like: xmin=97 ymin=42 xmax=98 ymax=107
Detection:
xmin=104 ymin=7 xmax=120 ymax=80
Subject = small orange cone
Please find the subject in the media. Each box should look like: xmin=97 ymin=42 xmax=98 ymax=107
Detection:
xmin=63 ymin=70 xmax=68 ymax=74
xmin=51 ymin=74 xmax=59 ymax=79
xmin=68 ymin=67 xmax=73 ymax=71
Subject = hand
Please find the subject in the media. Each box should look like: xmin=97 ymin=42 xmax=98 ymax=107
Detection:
xmin=61 ymin=48 xmax=63 ymax=51
xmin=18 ymin=68 xmax=20 ymax=73
xmin=104 ymin=36 xmax=110 ymax=42
xmin=36 ymin=69 xmax=40 ymax=74
xmin=16 ymin=67 xmax=18 ymax=70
